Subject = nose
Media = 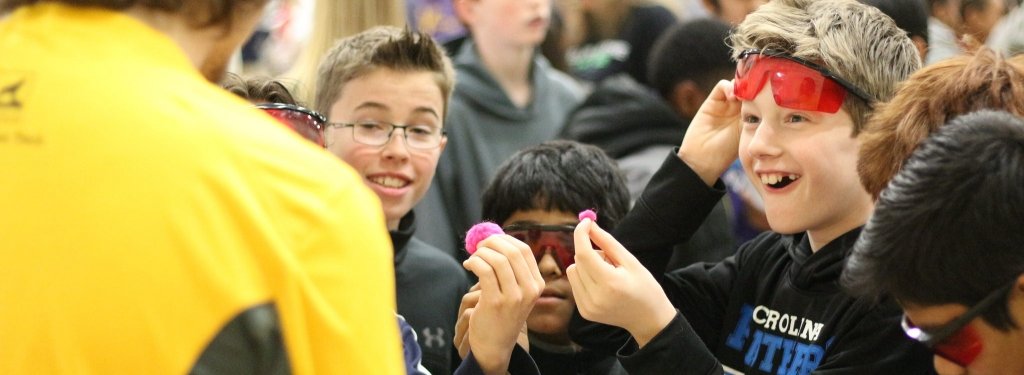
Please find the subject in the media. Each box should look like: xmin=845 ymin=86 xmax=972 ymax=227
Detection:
xmin=744 ymin=120 xmax=782 ymax=160
xmin=536 ymin=249 xmax=563 ymax=279
xmin=381 ymin=127 xmax=411 ymax=160
xmin=934 ymin=355 xmax=967 ymax=375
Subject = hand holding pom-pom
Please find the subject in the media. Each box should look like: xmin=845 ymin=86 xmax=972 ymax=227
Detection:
xmin=578 ymin=209 xmax=597 ymax=222
xmin=465 ymin=222 xmax=505 ymax=255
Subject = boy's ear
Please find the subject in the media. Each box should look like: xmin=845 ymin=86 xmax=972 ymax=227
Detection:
xmin=453 ymin=0 xmax=476 ymax=26
xmin=669 ymin=80 xmax=707 ymax=120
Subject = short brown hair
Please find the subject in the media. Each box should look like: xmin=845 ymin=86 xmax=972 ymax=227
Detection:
xmin=857 ymin=49 xmax=1024 ymax=198
xmin=221 ymin=73 xmax=299 ymax=106
xmin=0 ymin=0 xmax=266 ymax=27
xmin=313 ymin=26 xmax=455 ymax=121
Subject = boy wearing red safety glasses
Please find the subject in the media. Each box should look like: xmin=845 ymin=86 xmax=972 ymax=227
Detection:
xmin=843 ymin=110 xmax=1024 ymax=375
xmin=455 ymin=140 xmax=631 ymax=374
xmin=841 ymin=50 xmax=1024 ymax=374
xmin=564 ymin=0 xmax=934 ymax=373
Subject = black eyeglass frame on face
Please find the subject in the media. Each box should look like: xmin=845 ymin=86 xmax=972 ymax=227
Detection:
xmin=501 ymin=223 xmax=577 ymax=234
xmin=325 ymin=121 xmax=447 ymax=151
xmin=737 ymin=48 xmax=877 ymax=104
xmin=901 ymin=277 xmax=1018 ymax=355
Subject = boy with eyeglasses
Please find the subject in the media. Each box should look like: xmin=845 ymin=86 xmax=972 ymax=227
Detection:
xmin=313 ymin=26 xmax=470 ymax=375
xmin=456 ymin=140 xmax=631 ymax=374
xmin=564 ymin=0 xmax=935 ymax=373
xmin=843 ymin=110 xmax=1024 ymax=374
xmin=223 ymin=62 xmax=542 ymax=375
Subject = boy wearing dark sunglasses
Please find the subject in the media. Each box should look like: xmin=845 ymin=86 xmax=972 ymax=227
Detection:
xmin=565 ymin=0 xmax=934 ymax=373
xmin=456 ymin=140 xmax=631 ymax=374
xmin=844 ymin=110 xmax=1024 ymax=375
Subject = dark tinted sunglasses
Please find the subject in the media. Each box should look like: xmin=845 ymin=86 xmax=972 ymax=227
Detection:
xmin=901 ymin=278 xmax=1018 ymax=367
xmin=734 ymin=49 xmax=874 ymax=113
xmin=503 ymin=223 xmax=577 ymax=274
xmin=255 ymin=103 xmax=326 ymax=147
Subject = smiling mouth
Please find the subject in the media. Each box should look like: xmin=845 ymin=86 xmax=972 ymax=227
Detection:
xmin=369 ymin=176 xmax=410 ymax=189
xmin=760 ymin=173 xmax=801 ymax=189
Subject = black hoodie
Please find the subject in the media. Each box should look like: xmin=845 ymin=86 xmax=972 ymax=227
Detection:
xmin=391 ymin=212 xmax=471 ymax=375
xmin=571 ymin=152 xmax=936 ymax=374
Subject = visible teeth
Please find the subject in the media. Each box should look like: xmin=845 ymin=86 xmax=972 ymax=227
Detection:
xmin=370 ymin=176 xmax=407 ymax=188
xmin=759 ymin=173 xmax=800 ymax=186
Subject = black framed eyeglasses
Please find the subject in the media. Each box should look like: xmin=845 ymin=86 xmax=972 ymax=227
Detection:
xmin=255 ymin=103 xmax=327 ymax=147
xmin=503 ymin=223 xmax=577 ymax=274
xmin=901 ymin=278 xmax=1018 ymax=367
xmin=326 ymin=121 xmax=446 ymax=151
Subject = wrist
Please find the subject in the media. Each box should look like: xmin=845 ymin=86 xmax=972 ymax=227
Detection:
xmin=626 ymin=302 xmax=677 ymax=348
xmin=676 ymin=150 xmax=723 ymax=187
xmin=471 ymin=343 xmax=515 ymax=375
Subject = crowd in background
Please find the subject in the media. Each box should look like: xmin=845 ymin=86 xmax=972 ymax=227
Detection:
xmin=4 ymin=0 xmax=1024 ymax=374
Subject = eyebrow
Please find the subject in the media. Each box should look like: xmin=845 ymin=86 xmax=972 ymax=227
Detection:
xmin=353 ymin=101 xmax=440 ymax=120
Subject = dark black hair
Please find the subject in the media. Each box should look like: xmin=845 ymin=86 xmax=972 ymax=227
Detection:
xmin=481 ymin=140 xmax=630 ymax=230
xmin=646 ymin=18 xmax=734 ymax=101
xmin=842 ymin=110 xmax=1024 ymax=330
xmin=860 ymin=0 xmax=930 ymax=44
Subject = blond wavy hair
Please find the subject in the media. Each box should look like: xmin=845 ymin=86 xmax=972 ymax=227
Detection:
xmin=729 ymin=0 xmax=921 ymax=132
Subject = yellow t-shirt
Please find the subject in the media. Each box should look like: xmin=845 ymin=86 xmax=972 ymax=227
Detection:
xmin=0 ymin=4 xmax=403 ymax=374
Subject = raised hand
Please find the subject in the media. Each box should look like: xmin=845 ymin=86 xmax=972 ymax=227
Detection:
xmin=678 ymin=79 xmax=743 ymax=186
xmin=566 ymin=218 xmax=677 ymax=348
xmin=460 ymin=235 xmax=544 ymax=374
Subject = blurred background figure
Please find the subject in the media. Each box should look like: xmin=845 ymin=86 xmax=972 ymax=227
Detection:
xmin=563 ymin=0 xmax=677 ymax=86
xmin=987 ymin=0 xmax=1024 ymax=55
xmin=960 ymin=0 xmax=1007 ymax=45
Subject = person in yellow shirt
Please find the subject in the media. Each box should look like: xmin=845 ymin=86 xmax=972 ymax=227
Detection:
xmin=0 ymin=0 xmax=403 ymax=374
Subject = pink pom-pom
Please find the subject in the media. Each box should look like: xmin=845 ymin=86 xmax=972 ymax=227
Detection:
xmin=465 ymin=222 xmax=505 ymax=255
xmin=578 ymin=209 xmax=597 ymax=222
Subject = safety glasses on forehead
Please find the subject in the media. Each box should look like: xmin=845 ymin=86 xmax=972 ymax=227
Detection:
xmin=255 ymin=103 xmax=327 ymax=147
xmin=901 ymin=278 xmax=1018 ymax=367
xmin=734 ymin=49 xmax=875 ymax=114
xmin=503 ymin=223 xmax=577 ymax=274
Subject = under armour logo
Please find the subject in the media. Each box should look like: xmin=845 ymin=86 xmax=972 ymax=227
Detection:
xmin=0 ymin=80 xmax=23 ymax=109
xmin=420 ymin=327 xmax=446 ymax=349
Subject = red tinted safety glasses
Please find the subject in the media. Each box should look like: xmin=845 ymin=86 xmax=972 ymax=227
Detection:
xmin=901 ymin=278 xmax=1018 ymax=367
xmin=734 ymin=49 xmax=875 ymax=113
xmin=256 ymin=103 xmax=327 ymax=147
xmin=504 ymin=223 xmax=577 ymax=274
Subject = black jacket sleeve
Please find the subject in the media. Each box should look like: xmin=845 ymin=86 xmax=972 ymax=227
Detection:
xmin=570 ymin=149 xmax=729 ymax=357
xmin=617 ymin=312 xmax=723 ymax=375
xmin=613 ymin=149 xmax=727 ymax=278
xmin=454 ymin=346 xmax=540 ymax=375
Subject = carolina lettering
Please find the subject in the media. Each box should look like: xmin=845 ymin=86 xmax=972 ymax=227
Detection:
xmin=752 ymin=305 xmax=824 ymax=341
xmin=724 ymin=304 xmax=828 ymax=375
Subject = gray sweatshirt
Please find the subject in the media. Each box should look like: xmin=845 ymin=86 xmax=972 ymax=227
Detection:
xmin=415 ymin=39 xmax=583 ymax=256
